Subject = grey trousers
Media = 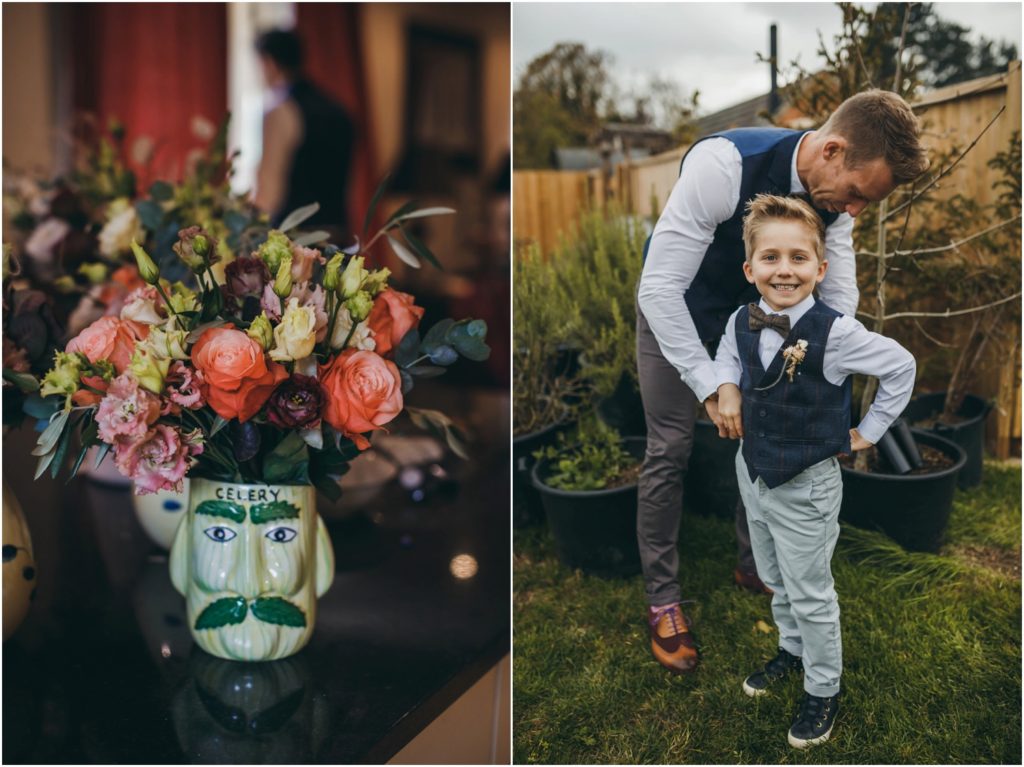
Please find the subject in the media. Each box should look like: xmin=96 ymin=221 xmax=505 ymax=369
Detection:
xmin=636 ymin=306 xmax=755 ymax=607
xmin=736 ymin=448 xmax=844 ymax=697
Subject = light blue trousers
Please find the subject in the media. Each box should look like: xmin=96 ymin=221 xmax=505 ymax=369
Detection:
xmin=735 ymin=447 xmax=843 ymax=697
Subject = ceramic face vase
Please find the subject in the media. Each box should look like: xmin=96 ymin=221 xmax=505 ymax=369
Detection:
xmin=2 ymin=481 xmax=36 ymax=641
xmin=170 ymin=478 xmax=335 ymax=661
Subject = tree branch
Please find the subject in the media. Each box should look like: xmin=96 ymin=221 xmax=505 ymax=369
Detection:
xmin=854 ymin=215 xmax=1022 ymax=259
xmin=882 ymin=105 xmax=1007 ymax=222
xmin=865 ymin=291 xmax=1021 ymax=320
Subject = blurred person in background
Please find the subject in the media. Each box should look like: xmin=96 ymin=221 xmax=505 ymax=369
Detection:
xmin=254 ymin=29 xmax=355 ymax=238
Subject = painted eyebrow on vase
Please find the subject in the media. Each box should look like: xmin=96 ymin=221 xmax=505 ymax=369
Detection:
xmin=195 ymin=499 xmax=246 ymax=523
xmin=250 ymin=501 xmax=301 ymax=525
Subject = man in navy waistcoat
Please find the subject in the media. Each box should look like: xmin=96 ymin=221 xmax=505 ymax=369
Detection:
xmin=635 ymin=90 xmax=928 ymax=675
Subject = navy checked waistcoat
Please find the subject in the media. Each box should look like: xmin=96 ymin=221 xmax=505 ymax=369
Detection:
xmin=737 ymin=300 xmax=852 ymax=489
xmin=643 ymin=128 xmax=840 ymax=345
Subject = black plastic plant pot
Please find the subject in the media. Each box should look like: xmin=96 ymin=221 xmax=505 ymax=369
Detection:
xmin=530 ymin=437 xmax=644 ymax=577
xmin=682 ymin=419 xmax=740 ymax=519
xmin=596 ymin=373 xmax=647 ymax=437
xmin=839 ymin=429 xmax=966 ymax=553
xmin=901 ymin=392 xmax=991 ymax=489
xmin=513 ymin=419 xmax=574 ymax=528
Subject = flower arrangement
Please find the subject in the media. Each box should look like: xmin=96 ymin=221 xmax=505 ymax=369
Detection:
xmin=25 ymin=197 xmax=490 ymax=499
xmin=782 ymin=339 xmax=809 ymax=382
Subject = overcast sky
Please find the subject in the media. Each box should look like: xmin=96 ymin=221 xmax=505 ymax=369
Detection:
xmin=513 ymin=2 xmax=1023 ymax=113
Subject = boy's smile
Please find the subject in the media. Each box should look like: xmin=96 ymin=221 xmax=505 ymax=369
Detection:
xmin=743 ymin=220 xmax=827 ymax=312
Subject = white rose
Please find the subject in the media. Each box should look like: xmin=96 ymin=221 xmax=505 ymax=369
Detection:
xmin=329 ymin=306 xmax=376 ymax=351
xmin=269 ymin=298 xmax=318 ymax=362
xmin=98 ymin=200 xmax=143 ymax=258
xmin=120 ymin=288 xmax=164 ymax=325
xmin=24 ymin=217 xmax=71 ymax=276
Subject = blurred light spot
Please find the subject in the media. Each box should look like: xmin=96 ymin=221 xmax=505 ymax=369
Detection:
xmin=160 ymin=642 xmax=172 ymax=658
xmin=429 ymin=464 xmax=447 ymax=478
xmin=411 ymin=489 xmax=425 ymax=502
xmin=400 ymin=467 xmax=424 ymax=489
xmin=450 ymin=554 xmax=478 ymax=579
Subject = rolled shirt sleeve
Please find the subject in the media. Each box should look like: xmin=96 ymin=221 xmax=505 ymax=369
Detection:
xmin=824 ymin=316 xmax=917 ymax=444
xmin=637 ymin=138 xmax=741 ymax=401
xmin=818 ymin=213 xmax=859 ymax=317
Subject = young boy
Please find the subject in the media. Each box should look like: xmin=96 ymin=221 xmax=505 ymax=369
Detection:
xmin=714 ymin=194 xmax=916 ymax=749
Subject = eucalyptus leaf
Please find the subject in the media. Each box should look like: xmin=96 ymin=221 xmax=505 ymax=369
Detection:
xmin=32 ymin=410 xmax=69 ymax=456
xmin=149 ymin=180 xmax=174 ymax=201
xmin=409 ymin=365 xmax=447 ymax=377
xmin=427 ymin=345 xmax=459 ymax=366
xmin=400 ymin=368 xmax=414 ymax=395
xmin=23 ymin=393 xmax=61 ymax=420
xmin=2 ymin=369 xmax=40 ymax=393
xmin=400 ymin=227 xmax=443 ymax=270
xmin=421 ymin=318 xmax=455 ymax=351
xmin=363 ymin=175 xmax=390 ymax=236
xmin=386 ymin=234 xmax=421 ymax=269
xmin=390 ymin=206 xmax=456 ymax=223
xmin=292 ymin=230 xmax=331 ymax=247
xmin=135 ymin=199 xmax=163 ymax=231
xmin=278 ymin=202 xmax=320 ymax=233
xmin=394 ymin=327 xmax=421 ymax=368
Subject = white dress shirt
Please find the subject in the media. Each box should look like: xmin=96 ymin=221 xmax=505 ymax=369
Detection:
xmin=636 ymin=135 xmax=858 ymax=401
xmin=714 ymin=294 xmax=916 ymax=445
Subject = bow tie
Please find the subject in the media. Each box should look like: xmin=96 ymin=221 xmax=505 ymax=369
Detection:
xmin=748 ymin=303 xmax=791 ymax=334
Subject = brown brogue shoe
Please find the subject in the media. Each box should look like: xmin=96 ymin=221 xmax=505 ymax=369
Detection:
xmin=734 ymin=567 xmax=773 ymax=595
xmin=648 ymin=603 xmax=699 ymax=674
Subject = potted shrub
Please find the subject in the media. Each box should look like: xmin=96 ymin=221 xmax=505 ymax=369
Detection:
xmin=513 ymin=243 xmax=584 ymax=526
xmin=531 ymin=418 xmax=643 ymax=577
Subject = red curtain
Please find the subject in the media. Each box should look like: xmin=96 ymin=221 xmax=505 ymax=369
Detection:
xmin=295 ymin=4 xmax=377 ymax=239
xmin=71 ymin=3 xmax=228 ymax=190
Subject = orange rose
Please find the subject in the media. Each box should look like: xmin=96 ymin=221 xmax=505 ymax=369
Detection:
xmin=191 ymin=325 xmax=288 ymax=422
xmin=72 ymin=375 xmax=110 ymax=407
xmin=319 ymin=349 xmax=403 ymax=449
xmin=66 ymin=316 xmax=149 ymax=374
xmin=366 ymin=289 xmax=424 ymax=356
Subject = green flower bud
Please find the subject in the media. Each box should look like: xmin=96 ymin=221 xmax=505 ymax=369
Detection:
xmin=77 ymin=262 xmax=109 ymax=285
xmin=273 ymin=254 xmax=293 ymax=298
xmin=129 ymin=346 xmax=170 ymax=395
xmin=53 ymin=275 xmax=78 ymax=293
xmin=362 ymin=266 xmax=391 ymax=296
xmin=257 ymin=230 xmax=293 ymax=276
xmin=192 ymin=234 xmax=210 ymax=258
xmin=246 ymin=312 xmax=274 ymax=351
xmin=90 ymin=359 xmax=116 ymax=382
xmin=339 ymin=256 xmax=368 ymax=299
xmin=323 ymin=253 xmax=344 ymax=292
xmin=344 ymin=290 xmax=374 ymax=323
xmin=130 ymin=239 xmax=160 ymax=285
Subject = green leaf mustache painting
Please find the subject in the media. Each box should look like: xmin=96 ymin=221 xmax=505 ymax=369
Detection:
xmin=195 ymin=596 xmax=248 ymax=630
xmin=251 ymin=597 xmax=308 ymax=628
xmin=193 ymin=596 xmax=307 ymax=630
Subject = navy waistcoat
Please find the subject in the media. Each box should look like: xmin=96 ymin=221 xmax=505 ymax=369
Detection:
xmin=643 ymin=128 xmax=839 ymax=345
xmin=737 ymin=300 xmax=852 ymax=489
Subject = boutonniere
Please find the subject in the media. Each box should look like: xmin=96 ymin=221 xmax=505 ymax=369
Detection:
xmin=782 ymin=339 xmax=809 ymax=382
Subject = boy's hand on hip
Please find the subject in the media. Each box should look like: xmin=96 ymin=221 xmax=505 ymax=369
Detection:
xmin=716 ymin=384 xmax=743 ymax=440
xmin=849 ymin=428 xmax=873 ymax=451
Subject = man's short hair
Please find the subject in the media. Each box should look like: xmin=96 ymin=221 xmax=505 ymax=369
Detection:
xmin=743 ymin=194 xmax=827 ymax=263
xmin=820 ymin=90 xmax=929 ymax=185
xmin=256 ymin=29 xmax=303 ymax=74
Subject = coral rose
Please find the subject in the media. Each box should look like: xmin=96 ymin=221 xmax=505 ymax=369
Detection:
xmin=66 ymin=316 xmax=149 ymax=374
xmin=319 ymin=350 xmax=403 ymax=449
xmin=191 ymin=325 xmax=288 ymax=422
xmin=366 ymin=289 xmax=424 ymax=356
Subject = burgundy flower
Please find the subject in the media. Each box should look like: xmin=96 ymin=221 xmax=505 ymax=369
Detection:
xmin=266 ymin=374 xmax=325 ymax=430
xmin=225 ymin=255 xmax=271 ymax=299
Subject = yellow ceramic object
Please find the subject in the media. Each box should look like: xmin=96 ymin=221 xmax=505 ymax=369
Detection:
xmin=170 ymin=478 xmax=334 ymax=661
xmin=3 ymin=481 xmax=36 ymax=641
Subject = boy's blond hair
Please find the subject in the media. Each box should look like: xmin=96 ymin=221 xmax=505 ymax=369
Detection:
xmin=742 ymin=194 xmax=827 ymax=263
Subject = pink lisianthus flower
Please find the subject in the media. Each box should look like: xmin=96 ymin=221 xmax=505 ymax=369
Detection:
xmin=290 ymin=244 xmax=325 ymax=283
xmin=162 ymin=360 xmax=206 ymax=415
xmin=261 ymin=283 xmax=282 ymax=321
xmin=115 ymin=424 xmax=203 ymax=495
xmin=120 ymin=286 xmax=165 ymax=325
xmin=95 ymin=373 xmax=162 ymax=444
xmin=289 ymin=282 xmax=329 ymax=342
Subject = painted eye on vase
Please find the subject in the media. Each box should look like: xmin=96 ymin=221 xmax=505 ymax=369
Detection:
xmin=204 ymin=526 xmax=237 ymax=543
xmin=265 ymin=527 xmax=297 ymax=543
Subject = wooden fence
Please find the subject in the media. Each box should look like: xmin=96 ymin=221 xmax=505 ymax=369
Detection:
xmin=513 ymin=62 xmax=1022 ymax=457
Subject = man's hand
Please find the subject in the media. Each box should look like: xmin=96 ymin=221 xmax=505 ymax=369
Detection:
xmin=849 ymin=428 xmax=873 ymax=451
xmin=715 ymin=384 xmax=743 ymax=440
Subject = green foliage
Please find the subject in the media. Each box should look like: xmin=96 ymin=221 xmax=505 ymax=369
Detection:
xmin=535 ymin=417 xmax=639 ymax=492
xmin=514 ymin=461 xmax=1022 ymax=764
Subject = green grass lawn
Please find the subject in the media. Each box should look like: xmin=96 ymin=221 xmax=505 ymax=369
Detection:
xmin=513 ymin=461 xmax=1021 ymax=764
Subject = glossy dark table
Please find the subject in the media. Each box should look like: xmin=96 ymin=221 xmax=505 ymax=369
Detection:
xmin=2 ymin=384 xmax=509 ymax=764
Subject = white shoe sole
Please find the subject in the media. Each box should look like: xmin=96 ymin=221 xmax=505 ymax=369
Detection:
xmin=742 ymin=679 xmax=767 ymax=697
xmin=788 ymin=721 xmax=834 ymax=749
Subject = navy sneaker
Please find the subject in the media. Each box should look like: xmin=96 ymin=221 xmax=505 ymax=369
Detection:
xmin=788 ymin=692 xmax=839 ymax=749
xmin=742 ymin=647 xmax=802 ymax=697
